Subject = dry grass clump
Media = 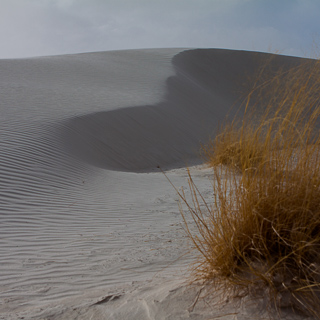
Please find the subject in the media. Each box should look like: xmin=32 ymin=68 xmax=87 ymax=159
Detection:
xmin=181 ymin=58 xmax=320 ymax=317
xmin=200 ymin=123 xmax=265 ymax=171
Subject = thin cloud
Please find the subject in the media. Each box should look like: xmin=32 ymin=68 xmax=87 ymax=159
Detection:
xmin=0 ymin=0 xmax=318 ymax=58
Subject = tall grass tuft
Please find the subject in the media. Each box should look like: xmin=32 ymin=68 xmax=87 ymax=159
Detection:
xmin=181 ymin=57 xmax=320 ymax=317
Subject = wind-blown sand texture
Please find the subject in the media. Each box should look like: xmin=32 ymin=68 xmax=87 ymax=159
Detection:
xmin=0 ymin=48 xmax=313 ymax=319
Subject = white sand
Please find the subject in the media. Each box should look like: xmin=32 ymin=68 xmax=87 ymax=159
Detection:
xmin=0 ymin=48 xmax=314 ymax=319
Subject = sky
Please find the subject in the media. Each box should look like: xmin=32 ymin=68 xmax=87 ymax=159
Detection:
xmin=0 ymin=0 xmax=319 ymax=59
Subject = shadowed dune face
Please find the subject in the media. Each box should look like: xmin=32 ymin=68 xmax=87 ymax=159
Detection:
xmin=0 ymin=49 xmax=180 ymax=199
xmin=62 ymin=49 xmax=304 ymax=172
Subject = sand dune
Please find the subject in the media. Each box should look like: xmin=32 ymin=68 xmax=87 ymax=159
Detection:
xmin=0 ymin=48 xmax=311 ymax=319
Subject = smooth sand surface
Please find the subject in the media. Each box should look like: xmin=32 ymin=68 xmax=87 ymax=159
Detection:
xmin=0 ymin=48 xmax=313 ymax=319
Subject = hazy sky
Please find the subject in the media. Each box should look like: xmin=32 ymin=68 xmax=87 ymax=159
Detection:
xmin=0 ymin=0 xmax=319 ymax=59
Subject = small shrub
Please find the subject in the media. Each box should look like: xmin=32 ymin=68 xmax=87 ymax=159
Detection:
xmin=182 ymin=57 xmax=320 ymax=317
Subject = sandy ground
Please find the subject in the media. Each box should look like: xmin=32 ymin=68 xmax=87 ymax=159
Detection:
xmin=0 ymin=48 xmax=315 ymax=319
